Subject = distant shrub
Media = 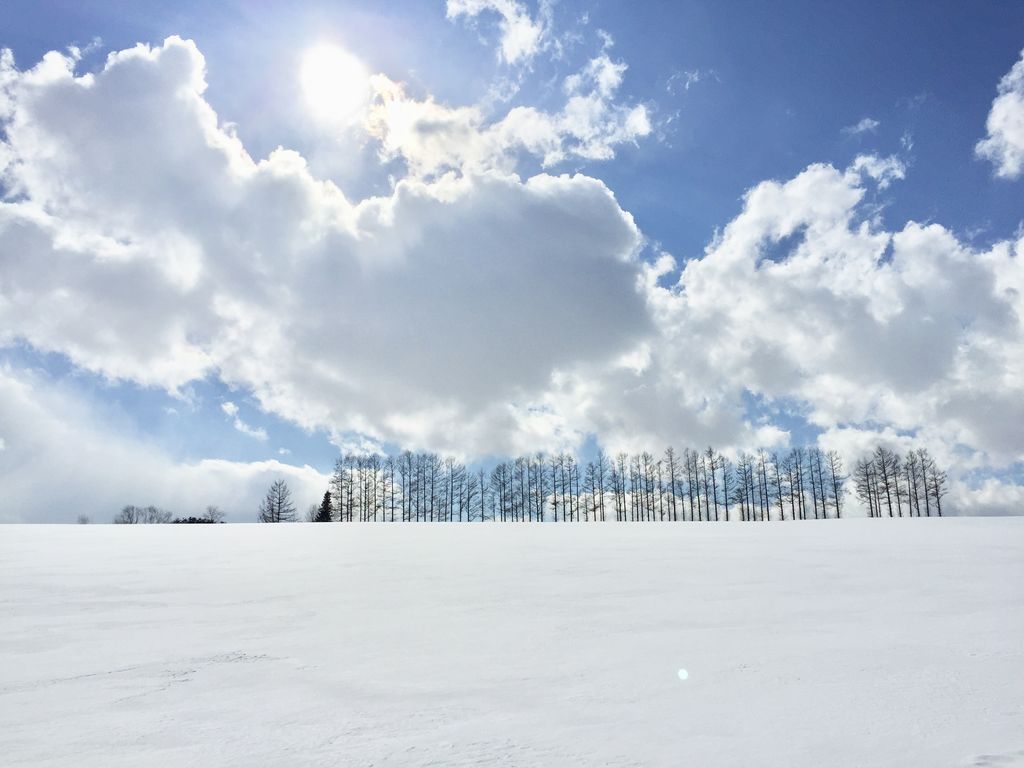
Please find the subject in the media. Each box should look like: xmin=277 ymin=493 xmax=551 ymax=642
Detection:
xmin=171 ymin=516 xmax=223 ymax=524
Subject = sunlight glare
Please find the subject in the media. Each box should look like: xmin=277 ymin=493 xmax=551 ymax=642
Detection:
xmin=300 ymin=44 xmax=370 ymax=125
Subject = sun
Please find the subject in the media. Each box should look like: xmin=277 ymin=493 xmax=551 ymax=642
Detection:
xmin=300 ymin=44 xmax=370 ymax=125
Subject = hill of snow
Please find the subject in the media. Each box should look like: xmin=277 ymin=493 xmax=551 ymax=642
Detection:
xmin=2 ymin=519 xmax=1022 ymax=767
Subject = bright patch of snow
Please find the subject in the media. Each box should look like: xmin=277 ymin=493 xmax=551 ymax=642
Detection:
xmin=1 ymin=519 xmax=1022 ymax=766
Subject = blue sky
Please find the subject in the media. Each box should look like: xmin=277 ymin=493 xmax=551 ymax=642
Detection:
xmin=5 ymin=0 xmax=1019 ymax=243
xmin=5 ymin=1 xmax=1021 ymax=230
xmin=1 ymin=1 xmax=1023 ymax=520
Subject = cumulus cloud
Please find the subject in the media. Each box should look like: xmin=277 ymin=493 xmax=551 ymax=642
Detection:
xmin=976 ymin=48 xmax=1024 ymax=178
xmin=446 ymin=0 xmax=550 ymax=65
xmin=221 ymin=401 xmax=269 ymax=441
xmin=847 ymin=153 xmax=906 ymax=190
xmin=0 ymin=366 xmax=327 ymax=522
xmin=428 ymin=154 xmax=1021 ymax=513
xmin=572 ymin=156 xmax=1022 ymax=512
xmin=0 ymin=37 xmax=650 ymax=460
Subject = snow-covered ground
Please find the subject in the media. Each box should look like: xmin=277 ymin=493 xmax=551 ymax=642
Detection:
xmin=1 ymin=519 xmax=1022 ymax=767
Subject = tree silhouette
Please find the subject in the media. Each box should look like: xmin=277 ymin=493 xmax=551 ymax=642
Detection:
xmin=114 ymin=505 xmax=171 ymax=524
xmin=315 ymin=491 xmax=333 ymax=522
xmin=258 ymin=479 xmax=296 ymax=523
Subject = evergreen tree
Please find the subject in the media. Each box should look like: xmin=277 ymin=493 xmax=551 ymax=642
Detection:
xmin=315 ymin=491 xmax=333 ymax=522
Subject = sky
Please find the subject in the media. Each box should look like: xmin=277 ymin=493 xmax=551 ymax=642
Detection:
xmin=1 ymin=0 xmax=1023 ymax=521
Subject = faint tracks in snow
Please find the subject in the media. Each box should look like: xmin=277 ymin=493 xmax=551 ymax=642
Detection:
xmin=967 ymin=750 xmax=1024 ymax=767
xmin=0 ymin=651 xmax=279 ymax=697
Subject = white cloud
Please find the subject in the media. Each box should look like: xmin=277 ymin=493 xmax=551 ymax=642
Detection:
xmin=666 ymin=68 xmax=717 ymax=95
xmin=423 ymin=155 xmax=1022 ymax=514
xmin=842 ymin=117 xmax=880 ymax=136
xmin=976 ymin=48 xmax=1024 ymax=179
xmin=221 ymin=401 xmax=269 ymax=441
xmin=0 ymin=366 xmax=327 ymax=522
xmin=846 ymin=153 xmax=906 ymax=190
xmin=446 ymin=0 xmax=550 ymax=66
xmin=570 ymin=156 xmax=1023 ymax=511
xmin=366 ymin=47 xmax=650 ymax=176
xmin=951 ymin=476 xmax=1024 ymax=517
xmin=0 ymin=37 xmax=649 ymax=460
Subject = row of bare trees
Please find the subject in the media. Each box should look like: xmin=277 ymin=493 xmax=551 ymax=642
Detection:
xmin=113 ymin=446 xmax=949 ymax=524
xmin=114 ymin=505 xmax=173 ymax=524
xmin=853 ymin=447 xmax=948 ymax=517
xmin=312 ymin=445 xmax=942 ymax=523
xmin=113 ymin=505 xmax=226 ymax=524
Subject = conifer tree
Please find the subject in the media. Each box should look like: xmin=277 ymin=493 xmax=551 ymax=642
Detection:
xmin=315 ymin=491 xmax=333 ymax=522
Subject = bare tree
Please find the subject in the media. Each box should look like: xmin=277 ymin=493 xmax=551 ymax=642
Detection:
xmin=718 ymin=454 xmax=732 ymax=522
xmin=705 ymin=447 xmax=720 ymax=522
xmin=114 ymin=505 xmax=171 ymax=524
xmin=684 ymin=448 xmax=698 ymax=522
xmin=566 ymin=455 xmax=580 ymax=522
xmin=807 ymin=448 xmax=823 ymax=519
xmin=770 ymin=453 xmax=786 ymax=521
xmin=594 ymin=450 xmax=609 ymax=522
xmin=854 ymin=457 xmax=878 ymax=517
xmin=756 ymin=450 xmax=770 ymax=521
xmin=115 ymin=505 xmax=141 ymax=524
xmin=533 ymin=453 xmax=550 ymax=522
xmin=478 ymin=468 xmax=487 ymax=521
xmin=920 ymin=448 xmax=948 ymax=516
xmin=664 ymin=447 xmax=680 ymax=522
xmin=790 ymin=448 xmax=807 ymax=520
xmin=612 ymin=453 xmax=627 ymax=521
xmin=732 ymin=452 xmax=752 ymax=521
xmin=825 ymin=451 xmax=846 ymax=518
xmin=873 ymin=446 xmax=899 ymax=518
xmin=385 ymin=454 xmax=398 ymax=522
xmin=258 ymin=479 xmax=296 ymax=523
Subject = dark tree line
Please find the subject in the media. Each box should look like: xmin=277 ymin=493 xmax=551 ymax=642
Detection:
xmin=113 ymin=505 xmax=225 ymax=524
xmin=308 ymin=445 xmax=946 ymax=523
xmin=853 ymin=447 xmax=948 ymax=517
